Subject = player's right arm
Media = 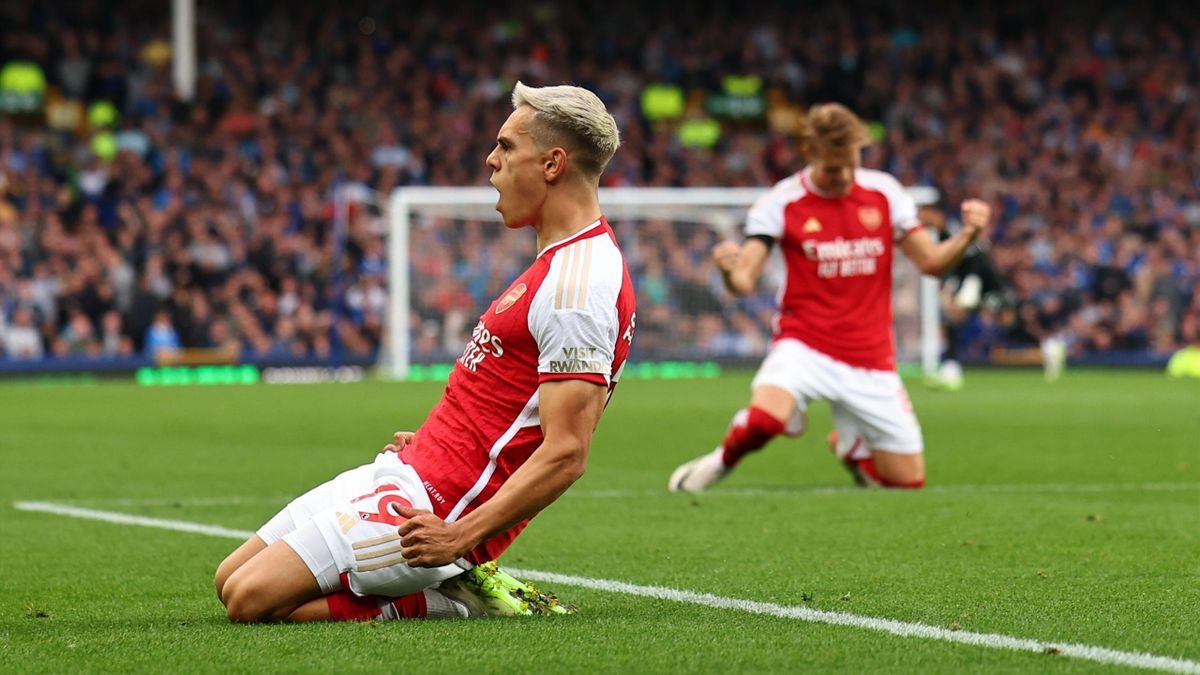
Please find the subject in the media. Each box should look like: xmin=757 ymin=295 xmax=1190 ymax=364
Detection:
xmin=394 ymin=380 xmax=606 ymax=568
xmin=713 ymin=238 xmax=771 ymax=296
xmin=443 ymin=378 xmax=605 ymax=552
xmin=719 ymin=182 xmax=790 ymax=296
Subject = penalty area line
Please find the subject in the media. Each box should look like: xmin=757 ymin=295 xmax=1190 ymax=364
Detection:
xmin=11 ymin=500 xmax=1200 ymax=675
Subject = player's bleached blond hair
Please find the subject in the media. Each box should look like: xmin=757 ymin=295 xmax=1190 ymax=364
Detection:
xmin=511 ymin=81 xmax=620 ymax=180
xmin=799 ymin=103 xmax=871 ymax=157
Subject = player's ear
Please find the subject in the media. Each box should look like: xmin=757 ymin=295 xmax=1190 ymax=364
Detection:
xmin=544 ymin=147 xmax=567 ymax=182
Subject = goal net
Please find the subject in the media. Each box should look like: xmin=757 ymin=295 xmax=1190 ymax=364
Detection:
xmin=384 ymin=186 xmax=940 ymax=380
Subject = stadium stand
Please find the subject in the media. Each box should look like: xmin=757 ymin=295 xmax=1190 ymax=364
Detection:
xmin=0 ymin=1 xmax=1197 ymax=367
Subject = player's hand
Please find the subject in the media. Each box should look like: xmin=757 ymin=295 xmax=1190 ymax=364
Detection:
xmin=395 ymin=505 xmax=471 ymax=567
xmin=961 ymin=199 xmax=991 ymax=241
xmin=712 ymin=241 xmax=740 ymax=274
xmin=382 ymin=431 xmax=416 ymax=454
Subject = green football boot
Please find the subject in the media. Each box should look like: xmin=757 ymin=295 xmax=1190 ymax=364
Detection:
xmin=439 ymin=562 xmax=577 ymax=617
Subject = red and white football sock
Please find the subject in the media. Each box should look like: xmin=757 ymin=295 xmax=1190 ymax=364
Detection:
xmin=325 ymin=572 xmax=469 ymax=621
xmin=325 ymin=589 xmax=471 ymax=620
xmin=720 ymin=407 xmax=785 ymax=468
xmin=326 ymin=590 xmax=425 ymax=621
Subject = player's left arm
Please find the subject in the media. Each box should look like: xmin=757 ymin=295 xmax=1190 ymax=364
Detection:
xmin=901 ymin=199 xmax=991 ymax=277
xmin=396 ymin=380 xmax=605 ymax=567
xmin=382 ymin=431 xmax=416 ymax=453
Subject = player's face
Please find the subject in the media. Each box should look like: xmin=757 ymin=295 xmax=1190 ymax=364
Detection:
xmin=809 ymin=147 xmax=859 ymax=197
xmin=486 ymin=106 xmax=548 ymax=229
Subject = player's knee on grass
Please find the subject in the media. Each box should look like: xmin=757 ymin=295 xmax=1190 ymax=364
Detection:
xmin=222 ymin=574 xmax=292 ymax=623
xmin=220 ymin=543 xmax=320 ymax=623
xmin=214 ymin=561 xmax=234 ymax=601
xmin=214 ymin=537 xmax=269 ymax=600
xmin=214 ymin=552 xmax=247 ymax=600
xmin=872 ymin=451 xmax=925 ymax=488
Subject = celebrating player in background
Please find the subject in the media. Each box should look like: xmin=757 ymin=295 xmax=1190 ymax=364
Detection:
xmin=919 ymin=202 xmax=1012 ymax=391
xmin=215 ymin=82 xmax=636 ymax=622
xmin=669 ymin=103 xmax=990 ymax=492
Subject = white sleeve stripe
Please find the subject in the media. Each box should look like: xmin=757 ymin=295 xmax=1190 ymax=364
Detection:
xmin=552 ymin=243 xmax=571 ymax=309
xmin=554 ymin=239 xmax=595 ymax=310
xmin=553 ymin=244 xmax=573 ymax=309
xmin=576 ymin=238 xmax=594 ymax=309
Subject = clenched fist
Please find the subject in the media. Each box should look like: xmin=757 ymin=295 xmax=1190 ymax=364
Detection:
xmin=961 ymin=199 xmax=991 ymax=241
xmin=712 ymin=240 xmax=740 ymax=274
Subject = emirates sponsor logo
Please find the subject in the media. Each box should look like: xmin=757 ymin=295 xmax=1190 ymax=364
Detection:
xmin=858 ymin=207 xmax=883 ymax=230
xmin=495 ymin=282 xmax=527 ymax=314
xmin=459 ymin=321 xmax=505 ymax=371
xmin=801 ymin=236 xmax=886 ymax=261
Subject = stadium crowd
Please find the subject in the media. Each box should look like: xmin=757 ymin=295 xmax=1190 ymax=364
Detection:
xmin=0 ymin=1 xmax=1198 ymax=364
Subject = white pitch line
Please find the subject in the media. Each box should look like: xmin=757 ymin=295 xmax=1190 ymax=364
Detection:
xmin=63 ymin=495 xmax=292 ymax=507
xmin=510 ymin=569 xmax=1200 ymax=674
xmin=11 ymin=500 xmax=1200 ymax=674
xmin=13 ymin=501 xmax=256 ymax=540
xmin=568 ymin=482 xmax=1200 ymax=499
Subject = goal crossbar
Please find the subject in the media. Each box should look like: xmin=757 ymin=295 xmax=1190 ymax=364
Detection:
xmin=386 ymin=186 xmax=941 ymax=380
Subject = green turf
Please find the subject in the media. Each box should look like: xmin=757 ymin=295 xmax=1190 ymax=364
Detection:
xmin=0 ymin=370 xmax=1197 ymax=673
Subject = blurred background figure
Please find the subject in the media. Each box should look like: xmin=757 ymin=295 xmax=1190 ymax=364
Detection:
xmin=144 ymin=309 xmax=181 ymax=361
xmin=919 ymin=202 xmax=1013 ymax=390
xmin=1166 ymin=319 xmax=1200 ymax=379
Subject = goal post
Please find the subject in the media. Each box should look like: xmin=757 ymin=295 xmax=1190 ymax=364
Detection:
xmin=386 ymin=186 xmax=941 ymax=381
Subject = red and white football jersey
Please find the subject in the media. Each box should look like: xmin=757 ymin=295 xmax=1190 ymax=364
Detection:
xmin=400 ymin=217 xmax=636 ymax=564
xmin=745 ymin=167 xmax=921 ymax=371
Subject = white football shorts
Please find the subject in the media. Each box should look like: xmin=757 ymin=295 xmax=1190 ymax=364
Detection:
xmin=750 ymin=338 xmax=924 ymax=454
xmin=256 ymin=451 xmax=467 ymax=597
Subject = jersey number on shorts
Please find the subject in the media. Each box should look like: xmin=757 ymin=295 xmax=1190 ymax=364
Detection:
xmin=351 ymin=484 xmax=413 ymax=526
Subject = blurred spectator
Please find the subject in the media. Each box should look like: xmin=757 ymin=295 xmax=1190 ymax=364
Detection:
xmin=144 ymin=309 xmax=181 ymax=360
xmin=2 ymin=306 xmax=42 ymax=359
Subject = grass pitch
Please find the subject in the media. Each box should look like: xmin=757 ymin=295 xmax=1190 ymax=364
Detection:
xmin=1 ymin=369 xmax=1197 ymax=673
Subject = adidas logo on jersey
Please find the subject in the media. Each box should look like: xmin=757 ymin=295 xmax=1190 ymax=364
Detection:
xmin=803 ymin=217 xmax=822 ymax=233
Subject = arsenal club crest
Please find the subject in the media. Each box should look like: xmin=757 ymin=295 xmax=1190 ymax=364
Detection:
xmin=495 ymin=282 xmax=528 ymax=314
xmin=858 ymin=207 xmax=883 ymax=231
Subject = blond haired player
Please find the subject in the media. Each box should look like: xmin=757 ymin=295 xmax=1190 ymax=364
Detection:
xmin=669 ymin=103 xmax=989 ymax=491
xmin=215 ymin=82 xmax=636 ymax=621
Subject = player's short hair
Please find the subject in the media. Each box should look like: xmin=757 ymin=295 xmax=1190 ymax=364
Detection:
xmin=799 ymin=103 xmax=871 ymax=158
xmin=511 ymin=81 xmax=621 ymax=180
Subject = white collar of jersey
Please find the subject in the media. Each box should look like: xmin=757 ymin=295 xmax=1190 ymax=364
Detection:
xmin=536 ymin=218 xmax=603 ymax=258
xmin=800 ymin=167 xmax=852 ymax=199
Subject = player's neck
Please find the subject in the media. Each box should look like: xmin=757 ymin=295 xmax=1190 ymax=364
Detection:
xmin=533 ymin=187 xmax=602 ymax=253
